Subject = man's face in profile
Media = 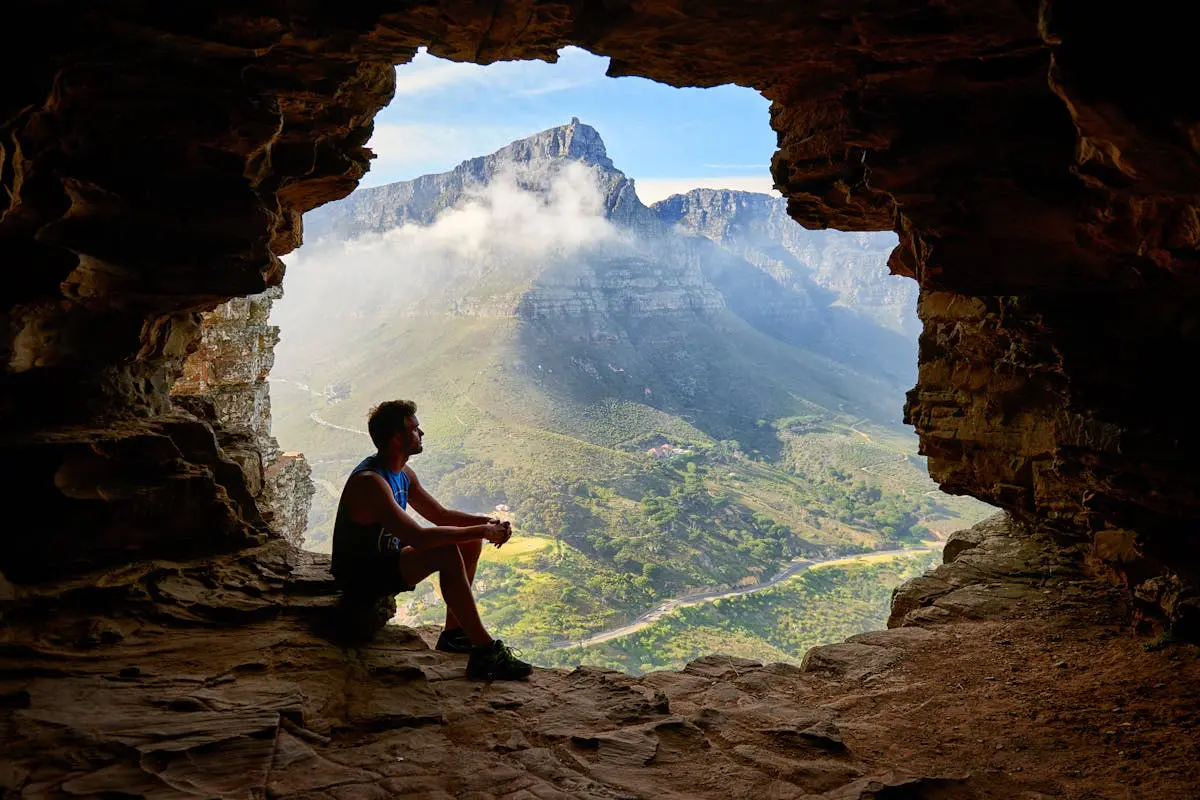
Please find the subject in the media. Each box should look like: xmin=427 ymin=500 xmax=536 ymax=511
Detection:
xmin=399 ymin=415 xmax=424 ymax=455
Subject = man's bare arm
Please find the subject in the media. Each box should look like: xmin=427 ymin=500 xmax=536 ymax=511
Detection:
xmin=346 ymin=473 xmax=506 ymax=551
xmin=405 ymin=466 xmax=498 ymax=528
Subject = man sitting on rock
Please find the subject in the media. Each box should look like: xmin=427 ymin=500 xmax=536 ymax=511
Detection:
xmin=331 ymin=399 xmax=533 ymax=680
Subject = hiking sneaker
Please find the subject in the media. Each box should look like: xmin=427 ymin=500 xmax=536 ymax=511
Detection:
xmin=434 ymin=628 xmax=472 ymax=654
xmin=467 ymin=640 xmax=533 ymax=681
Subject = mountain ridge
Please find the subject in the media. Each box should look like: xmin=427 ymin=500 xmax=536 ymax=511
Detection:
xmin=278 ymin=120 xmax=920 ymax=437
xmin=304 ymin=119 xmax=644 ymax=240
xmin=302 ymin=120 xmax=913 ymax=340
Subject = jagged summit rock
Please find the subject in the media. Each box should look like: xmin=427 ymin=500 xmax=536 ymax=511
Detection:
xmin=304 ymin=120 xmax=618 ymax=238
xmin=485 ymin=117 xmax=614 ymax=169
xmin=654 ymin=187 xmax=784 ymax=226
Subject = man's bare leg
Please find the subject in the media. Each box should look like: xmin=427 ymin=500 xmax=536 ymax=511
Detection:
xmin=399 ymin=545 xmax=491 ymax=647
xmin=444 ymin=539 xmax=483 ymax=634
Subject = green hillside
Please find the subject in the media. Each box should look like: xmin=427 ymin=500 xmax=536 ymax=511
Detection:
xmin=536 ymin=552 xmax=940 ymax=675
xmin=271 ymin=312 xmax=991 ymax=665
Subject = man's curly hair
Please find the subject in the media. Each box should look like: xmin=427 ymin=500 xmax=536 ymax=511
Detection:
xmin=367 ymin=399 xmax=417 ymax=450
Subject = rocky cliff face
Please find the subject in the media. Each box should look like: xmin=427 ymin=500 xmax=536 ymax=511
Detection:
xmin=298 ymin=120 xmax=722 ymax=325
xmin=2 ymin=4 xmax=1196 ymax=620
xmin=289 ymin=123 xmax=911 ymax=393
xmin=172 ymin=288 xmax=314 ymax=548
xmin=653 ymin=189 xmax=917 ymax=337
xmin=269 ymin=127 xmax=693 ymax=350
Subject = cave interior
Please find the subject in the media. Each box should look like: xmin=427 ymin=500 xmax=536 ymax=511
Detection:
xmin=2 ymin=2 xmax=1199 ymax=797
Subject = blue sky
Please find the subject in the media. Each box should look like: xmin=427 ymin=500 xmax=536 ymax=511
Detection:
xmin=365 ymin=47 xmax=778 ymax=203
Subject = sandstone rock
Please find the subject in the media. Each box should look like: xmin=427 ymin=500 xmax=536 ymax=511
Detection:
xmin=942 ymin=515 xmax=1001 ymax=562
xmin=683 ymin=654 xmax=765 ymax=679
xmin=846 ymin=627 xmax=944 ymax=649
xmin=173 ymin=288 xmax=316 ymax=548
xmin=4 ymin=2 xmax=1200 ymax=795
xmin=800 ymin=643 xmax=901 ymax=681
xmin=572 ymin=724 xmax=660 ymax=766
xmin=760 ymin=716 xmax=847 ymax=752
xmin=826 ymin=771 xmax=969 ymax=799
xmin=889 ymin=513 xmax=1087 ymax=629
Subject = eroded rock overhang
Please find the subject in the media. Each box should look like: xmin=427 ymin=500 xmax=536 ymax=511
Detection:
xmin=1 ymin=1 xmax=1197 ymax=628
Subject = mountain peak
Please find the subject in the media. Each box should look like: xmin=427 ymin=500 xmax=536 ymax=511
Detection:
xmin=651 ymin=187 xmax=783 ymax=227
xmin=491 ymin=119 xmax=613 ymax=169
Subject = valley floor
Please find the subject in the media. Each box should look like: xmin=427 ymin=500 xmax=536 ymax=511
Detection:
xmin=547 ymin=547 xmax=933 ymax=650
xmin=3 ymin=517 xmax=1197 ymax=798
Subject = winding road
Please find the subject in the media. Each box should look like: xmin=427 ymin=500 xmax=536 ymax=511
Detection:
xmin=551 ymin=547 xmax=933 ymax=649
xmin=308 ymin=410 xmax=367 ymax=437
xmin=273 ymin=378 xmax=369 ymax=436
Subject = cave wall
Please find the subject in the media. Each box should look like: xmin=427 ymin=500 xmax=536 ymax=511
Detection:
xmin=1 ymin=1 xmax=1197 ymax=628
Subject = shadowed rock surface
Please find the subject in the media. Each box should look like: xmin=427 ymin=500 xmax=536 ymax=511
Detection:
xmin=3 ymin=515 xmax=1197 ymax=797
xmin=3 ymin=2 xmax=1200 ymax=796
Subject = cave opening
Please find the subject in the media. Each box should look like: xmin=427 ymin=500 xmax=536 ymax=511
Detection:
xmin=246 ymin=46 xmax=995 ymax=672
xmin=5 ymin=4 xmax=1200 ymax=795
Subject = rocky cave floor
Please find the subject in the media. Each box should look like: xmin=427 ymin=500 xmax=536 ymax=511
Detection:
xmin=2 ymin=520 xmax=1199 ymax=799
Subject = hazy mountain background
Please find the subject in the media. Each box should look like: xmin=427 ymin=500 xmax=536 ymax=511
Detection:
xmin=270 ymin=120 xmax=992 ymax=671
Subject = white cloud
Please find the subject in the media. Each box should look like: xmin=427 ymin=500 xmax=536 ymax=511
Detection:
xmin=514 ymin=77 xmax=599 ymax=97
xmin=277 ymin=164 xmax=621 ymax=335
xmin=392 ymin=57 xmax=489 ymax=96
xmin=632 ymin=176 xmax=778 ymax=204
xmin=364 ymin=162 xmax=618 ymax=261
xmin=392 ymin=46 xmax=606 ymax=98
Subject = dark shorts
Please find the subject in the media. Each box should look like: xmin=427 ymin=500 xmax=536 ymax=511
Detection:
xmin=339 ymin=552 xmax=415 ymax=598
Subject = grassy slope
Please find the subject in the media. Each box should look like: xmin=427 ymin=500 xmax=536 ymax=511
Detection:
xmin=537 ymin=552 xmax=940 ymax=674
xmin=272 ymin=307 xmax=992 ymax=668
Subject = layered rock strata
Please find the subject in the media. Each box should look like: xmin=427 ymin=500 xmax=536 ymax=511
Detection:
xmin=172 ymin=288 xmax=314 ymax=548
xmin=2 ymin=4 xmax=1198 ymax=795
xmin=652 ymin=189 xmax=914 ymax=337
xmin=288 ymin=121 xmax=910 ymax=401
xmin=3 ymin=515 xmax=1197 ymax=798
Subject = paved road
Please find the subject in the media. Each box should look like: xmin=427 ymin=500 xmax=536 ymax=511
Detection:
xmin=551 ymin=547 xmax=932 ymax=649
xmin=308 ymin=410 xmax=367 ymax=437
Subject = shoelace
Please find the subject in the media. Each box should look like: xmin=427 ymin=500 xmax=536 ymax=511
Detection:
xmin=499 ymin=644 xmax=529 ymax=665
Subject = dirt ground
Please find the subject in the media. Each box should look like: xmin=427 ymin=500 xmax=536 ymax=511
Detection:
xmin=788 ymin=581 xmax=1200 ymax=799
xmin=3 ymin=532 xmax=1199 ymax=799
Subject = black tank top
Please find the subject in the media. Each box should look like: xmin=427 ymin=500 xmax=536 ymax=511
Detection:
xmin=330 ymin=454 xmax=409 ymax=578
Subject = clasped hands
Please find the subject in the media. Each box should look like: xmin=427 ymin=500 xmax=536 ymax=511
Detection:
xmin=483 ymin=517 xmax=512 ymax=547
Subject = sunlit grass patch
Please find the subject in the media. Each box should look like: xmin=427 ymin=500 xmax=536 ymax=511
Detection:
xmin=481 ymin=535 xmax=553 ymax=563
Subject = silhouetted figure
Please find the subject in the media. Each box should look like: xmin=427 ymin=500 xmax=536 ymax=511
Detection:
xmin=331 ymin=399 xmax=532 ymax=680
